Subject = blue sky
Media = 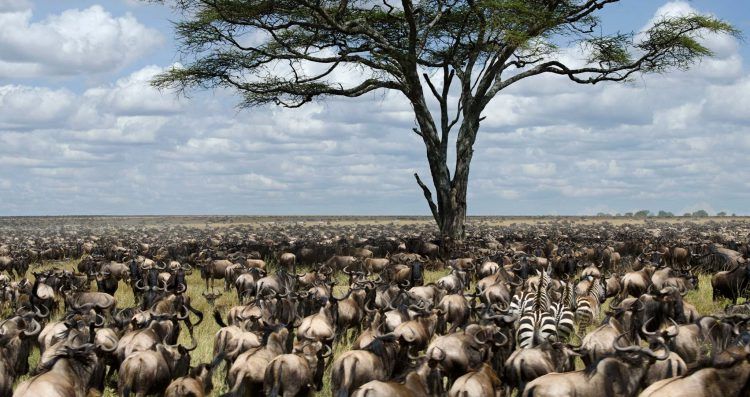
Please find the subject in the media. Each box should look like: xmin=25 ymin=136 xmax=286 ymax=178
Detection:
xmin=0 ymin=0 xmax=749 ymax=216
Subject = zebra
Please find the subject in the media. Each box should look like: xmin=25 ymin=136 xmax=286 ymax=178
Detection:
xmin=575 ymin=277 xmax=604 ymax=330
xmin=509 ymin=291 xmax=535 ymax=318
xmin=575 ymin=294 xmax=599 ymax=331
xmin=549 ymin=302 xmax=576 ymax=342
xmin=515 ymin=267 xmax=567 ymax=347
xmin=516 ymin=309 xmax=557 ymax=348
xmin=550 ymin=282 xmax=577 ymax=341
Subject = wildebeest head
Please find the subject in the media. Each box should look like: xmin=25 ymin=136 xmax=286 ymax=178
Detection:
xmin=157 ymin=335 xmax=198 ymax=378
xmin=409 ymin=262 xmax=424 ymax=287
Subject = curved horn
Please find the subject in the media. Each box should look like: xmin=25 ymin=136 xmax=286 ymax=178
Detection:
xmin=98 ymin=342 xmax=117 ymax=353
xmin=183 ymin=335 xmax=198 ymax=351
xmin=34 ymin=304 xmax=49 ymax=319
xmin=493 ymin=331 xmax=509 ymax=347
xmin=665 ymin=319 xmax=680 ymax=338
xmin=407 ymin=346 xmax=422 ymax=361
xmin=472 ymin=331 xmax=487 ymax=345
xmin=22 ymin=318 xmax=41 ymax=337
xmin=320 ymin=343 xmax=333 ymax=358
xmin=641 ymin=317 xmax=657 ymax=337
xmin=613 ymin=333 xmax=638 ymax=353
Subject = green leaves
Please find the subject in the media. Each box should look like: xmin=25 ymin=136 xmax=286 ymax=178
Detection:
xmin=152 ymin=0 xmax=740 ymax=109
xmin=636 ymin=13 xmax=741 ymax=73
xmin=585 ymin=34 xmax=632 ymax=69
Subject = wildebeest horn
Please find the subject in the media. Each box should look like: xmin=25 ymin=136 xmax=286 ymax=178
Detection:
xmin=34 ymin=304 xmax=49 ymax=319
xmin=184 ymin=335 xmax=198 ymax=351
xmin=135 ymin=279 xmax=145 ymax=290
xmin=342 ymin=266 xmax=352 ymax=275
xmin=176 ymin=306 xmax=190 ymax=320
xmin=22 ymin=318 xmax=41 ymax=337
xmin=665 ymin=319 xmax=680 ymax=338
xmin=613 ymin=333 xmax=637 ymax=352
xmin=493 ymin=331 xmax=509 ymax=347
xmin=176 ymin=283 xmax=187 ymax=294
xmin=407 ymin=346 xmax=422 ymax=360
xmin=98 ymin=342 xmax=117 ymax=353
xmin=472 ymin=331 xmax=487 ymax=345
xmin=320 ymin=344 xmax=333 ymax=358
xmin=94 ymin=314 xmax=105 ymax=328
xmin=641 ymin=318 xmax=657 ymax=337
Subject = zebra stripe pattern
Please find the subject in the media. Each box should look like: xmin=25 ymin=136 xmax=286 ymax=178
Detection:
xmin=575 ymin=295 xmax=599 ymax=330
xmin=549 ymin=301 xmax=576 ymax=341
xmin=516 ymin=310 xmax=557 ymax=348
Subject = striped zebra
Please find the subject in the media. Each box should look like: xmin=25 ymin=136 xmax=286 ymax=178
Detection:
xmin=574 ymin=295 xmax=599 ymax=331
xmin=549 ymin=282 xmax=577 ymax=341
xmin=509 ymin=291 xmax=534 ymax=318
xmin=549 ymin=301 xmax=576 ymax=342
xmin=515 ymin=267 xmax=562 ymax=347
xmin=559 ymin=280 xmax=577 ymax=311
xmin=575 ymin=275 xmax=605 ymax=330
xmin=516 ymin=309 xmax=557 ymax=348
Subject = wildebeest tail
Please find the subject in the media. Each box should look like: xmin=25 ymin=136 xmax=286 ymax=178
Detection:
xmin=267 ymin=361 xmax=282 ymax=397
xmin=335 ymin=357 xmax=357 ymax=397
xmin=121 ymin=362 xmax=138 ymax=397
xmin=213 ymin=308 xmax=227 ymax=327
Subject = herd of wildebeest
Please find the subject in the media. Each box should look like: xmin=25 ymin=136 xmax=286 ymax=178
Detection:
xmin=2 ymin=217 xmax=750 ymax=396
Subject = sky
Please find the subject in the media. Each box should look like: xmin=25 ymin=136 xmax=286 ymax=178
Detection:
xmin=0 ymin=0 xmax=749 ymax=216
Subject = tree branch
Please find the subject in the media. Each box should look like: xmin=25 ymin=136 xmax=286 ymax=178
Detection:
xmin=414 ymin=173 xmax=441 ymax=227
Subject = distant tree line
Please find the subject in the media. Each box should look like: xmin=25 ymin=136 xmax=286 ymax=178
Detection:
xmin=595 ymin=209 xmax=734 ymax=217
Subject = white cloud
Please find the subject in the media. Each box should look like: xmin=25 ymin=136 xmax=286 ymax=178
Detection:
xmin=0 ymin=85 xmax=75 ymax=127
xmin=0 ymin=5 xmax=163 ymax=77
xmin=521 ymin=163 xmax=557 ymax=177
xmin=0 ymin=0 xmax=30 ymax=12
xmin=0 ymin=1 xmax=748 ymax=215
xmin=83 ymin=65 xmax=182 ymax=115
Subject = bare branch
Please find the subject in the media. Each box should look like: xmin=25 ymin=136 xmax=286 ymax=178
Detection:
xmin=414 ymin=173 xmax=441 ymax=227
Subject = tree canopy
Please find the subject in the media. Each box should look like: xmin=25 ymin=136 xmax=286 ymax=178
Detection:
xmin=153 ymin=0 xmax=738 ymax=242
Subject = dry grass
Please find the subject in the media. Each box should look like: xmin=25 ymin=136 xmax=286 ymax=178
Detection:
xmin=11 ymin=259 xmax=728 ymax=396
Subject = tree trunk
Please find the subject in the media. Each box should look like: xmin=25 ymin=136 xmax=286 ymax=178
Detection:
xmin=414 ymin=114 xmax=477 ymax=258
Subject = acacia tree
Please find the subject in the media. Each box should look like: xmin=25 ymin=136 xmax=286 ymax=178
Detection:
xmin=153 ymin=0 xmax=737 ymax=243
